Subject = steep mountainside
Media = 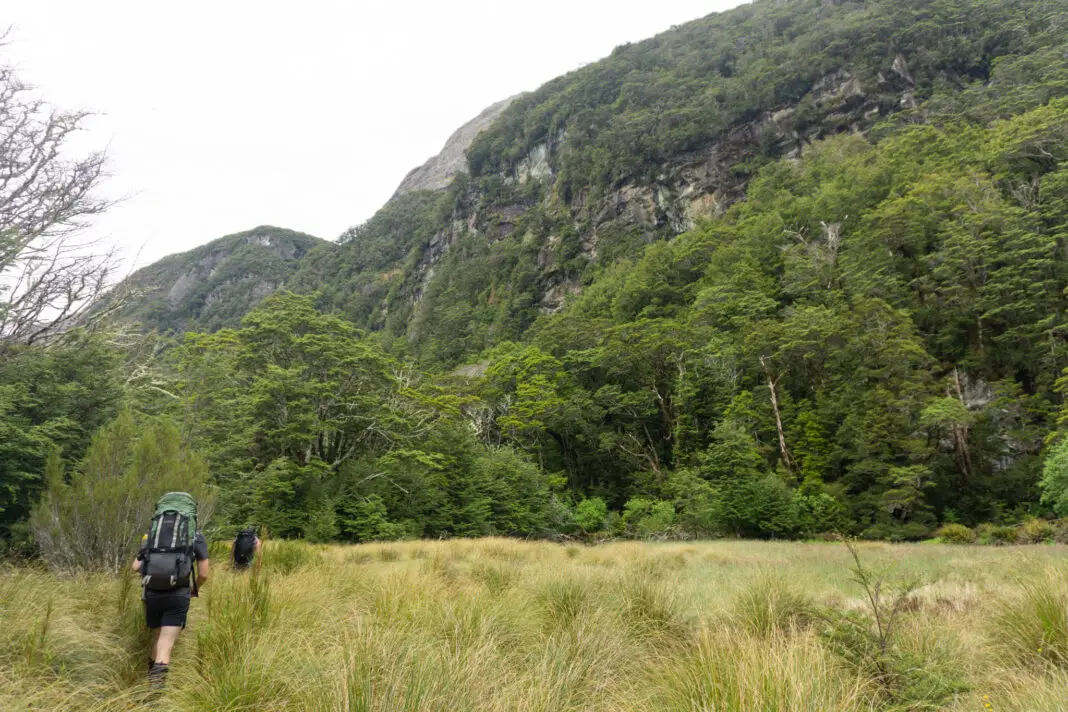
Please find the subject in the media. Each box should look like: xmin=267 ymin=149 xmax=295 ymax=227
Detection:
xmin=291 ymin=0 xmax=1068 ymax=366
xmin=110 ymin=226 xmax=328 ymax=333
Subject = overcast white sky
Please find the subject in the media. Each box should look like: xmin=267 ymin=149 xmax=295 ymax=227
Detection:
xmin=5 ymin=0 xmax=745 ymax=271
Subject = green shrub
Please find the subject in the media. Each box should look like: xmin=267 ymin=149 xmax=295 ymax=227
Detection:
xmin=622 ymin=497 xmax=676 ymax=538
xmin=574 ymin=498 xmax=608 ymax=534
xmin=1018 ymin=518 xmax=1057 ymax=544
xmin=1053 ymin=519 xmax=1068 ymax=544
xmin=30 ymin=411 xmax=214 ymax=573
xmin=304 ymin=498 xmax=339 ymax=543
xmin=936 ymin=523 xmax=976 ymax=544
xmin=339 ymin=493 xmax=408 ymax=542
xmin=819 ymin=540 xmax=966 ymax=707
xmin=1040 ymin=438 xmax=1068 ymax=517
xmin=977 ymin=524 xmax=1018 ymax=545
xmin=795 ymin=491 xmax=849 ymax=537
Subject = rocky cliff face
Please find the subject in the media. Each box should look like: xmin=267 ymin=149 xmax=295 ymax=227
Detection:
xmin=412 ymin=63 xmax=918 ymax=314
xmin=391 ymin=96 xmax=520 ymax=198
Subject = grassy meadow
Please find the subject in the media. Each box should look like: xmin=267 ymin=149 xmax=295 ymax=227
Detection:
xmin=2 ymin=538 xmax=1068 ymax=711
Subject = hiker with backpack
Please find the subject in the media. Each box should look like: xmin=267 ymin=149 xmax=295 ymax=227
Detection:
xmin=231 ymin=526 xmax=261 ymax=570
xmin=131 ymin=492 xmax=209 ymax=687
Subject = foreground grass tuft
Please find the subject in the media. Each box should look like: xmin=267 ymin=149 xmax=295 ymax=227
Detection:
xmin=731 ymin=574 xmax=815 ymax=637
xmin=991 ymin=567 xmax=1068 ymax=669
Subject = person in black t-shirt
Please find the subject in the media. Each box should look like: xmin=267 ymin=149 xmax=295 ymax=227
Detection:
xmin=132 ymin=532 xmax=209 ymax=684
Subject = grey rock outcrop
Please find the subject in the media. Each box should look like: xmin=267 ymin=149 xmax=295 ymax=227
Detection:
xmin=392 ymin=96 xmax=521 ymax=198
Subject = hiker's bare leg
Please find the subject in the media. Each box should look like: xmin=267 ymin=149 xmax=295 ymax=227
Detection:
xmin=150 ymin=628 xmax=161 ymax=661
xmin=154 ymin=626 xmax=181 ymax=665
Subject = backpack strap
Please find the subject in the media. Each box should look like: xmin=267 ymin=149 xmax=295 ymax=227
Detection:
xmin=190 ymin=532 xmax=200 ymax=598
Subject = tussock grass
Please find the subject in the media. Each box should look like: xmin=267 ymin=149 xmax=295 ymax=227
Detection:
xmin=657 ymin=628 xmax=872 ymax=711
xmin=536 ymin=576 xmax=596 ymax=631
xmin=2 ymin=538 xmax=1068 ymax=710
xmin=991 ymin=566 xmax=1068 ymax=669
xmin=731 ymin=573 xmax=815 ymax=637
xmin=259 ymin=539 xmax=322 ymax=575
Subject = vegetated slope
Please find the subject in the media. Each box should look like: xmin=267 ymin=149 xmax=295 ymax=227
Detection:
xmin=299 ymin=0 xmax=1068 ymax=368
xmin=109 ymin=226 xmax=328 ymax=333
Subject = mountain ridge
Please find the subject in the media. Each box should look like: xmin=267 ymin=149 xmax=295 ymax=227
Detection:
xmin=108 ymin=225 xmax=328 ymax=333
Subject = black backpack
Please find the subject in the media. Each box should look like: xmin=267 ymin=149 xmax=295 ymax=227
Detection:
xmin=232 ymin=528 xmax=257 ymax=567
xmin=141 ymin=493 xmax=197 ymax=592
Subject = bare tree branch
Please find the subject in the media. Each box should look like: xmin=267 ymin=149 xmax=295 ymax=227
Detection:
xmin=0 ymin=49 xmax=115 ymax=347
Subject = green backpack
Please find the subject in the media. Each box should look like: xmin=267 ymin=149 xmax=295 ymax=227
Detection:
xmin=142 ymin=492 xmax=199 ymax=592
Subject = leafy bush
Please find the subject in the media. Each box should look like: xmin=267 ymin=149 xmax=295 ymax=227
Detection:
xmin=621 ymin=497 xmax=675 ymax=538
xmin=795 ymin=491 xmax=849 ymax=537
xmin=574 ymin=498 xmax=608 ymax=534
xmin=820 ymin=541 xmax=966 ymax=707
xmin=467 ymin=446 xmax=555 ymax=536
xmin=714 ymin=476 xmax=800 ymax=539
xmin=340 ymin=494 xmax=408 ymax=543
xmin=936 ymin=523 xmax=976 ymax=544
xmin=977 ymin=524 xmax=1018 ymax=546
xmin=1040 ymin=438 xmax=1068 ymax=517
xmin=1018 ymin=518 xmax=1057 ymax=544
xmin=304 ymin=497 xmax=339 ymax=543
xmin=30 ymin=410 xmax=214 ymax=573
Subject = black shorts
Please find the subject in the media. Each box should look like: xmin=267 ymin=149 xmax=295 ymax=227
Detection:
xmin=144 ymin=593 xmax=190 ymax=629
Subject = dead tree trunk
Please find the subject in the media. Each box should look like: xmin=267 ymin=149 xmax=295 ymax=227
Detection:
xmin=760 ymin=355 xmax=796 ymax=475
xmin=949 ymin=367 xmax=974 ymax=482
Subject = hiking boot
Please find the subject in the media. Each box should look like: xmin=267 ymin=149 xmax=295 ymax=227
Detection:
xmin=148 ymin=662 xmax=169 ymax=689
